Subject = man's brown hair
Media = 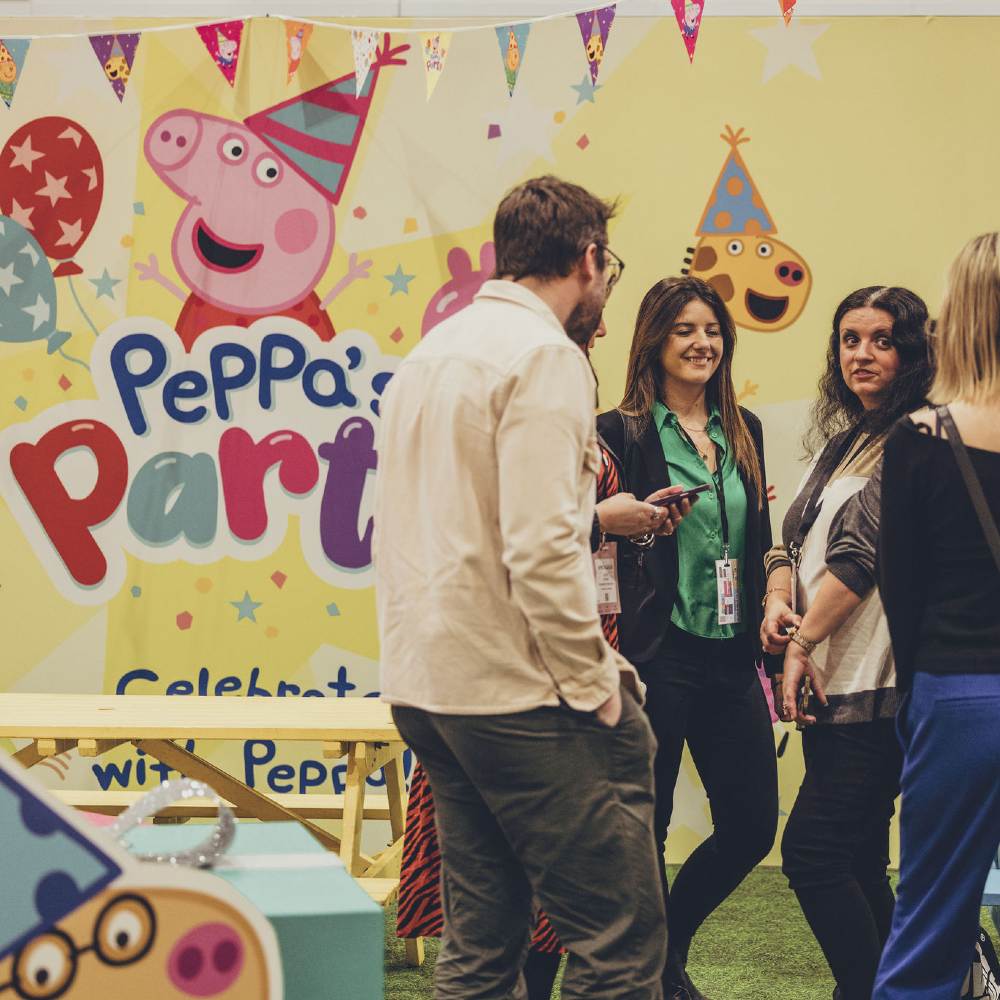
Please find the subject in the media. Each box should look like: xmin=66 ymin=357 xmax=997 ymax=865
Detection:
xmin=493 ymin=175 xmax=618 ymax=281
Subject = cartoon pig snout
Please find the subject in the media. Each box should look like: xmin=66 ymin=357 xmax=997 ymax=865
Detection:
xmin=775 ymin=261 xmax=806 ymax=287
xmin=167 ymin=922 xmax=245 ymax=996
xmin=146 ymin=112 xmax=203 ymax=171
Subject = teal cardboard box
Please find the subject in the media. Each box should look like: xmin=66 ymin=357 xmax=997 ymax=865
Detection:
xmin=126 ymin=821 xmax=382 ymax=1000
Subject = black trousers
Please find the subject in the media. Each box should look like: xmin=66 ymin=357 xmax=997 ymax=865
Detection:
xmin=392 ymin=689 xmax=667 ymax=1000
xmin=782 ymin=717 xmax=903 ymax=1000
xmin=638 ymin=625 xmax=779 ymax=961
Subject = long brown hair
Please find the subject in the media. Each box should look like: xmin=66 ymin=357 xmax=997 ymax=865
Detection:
xmin=618 ymin=276 xmax=763 ymax=506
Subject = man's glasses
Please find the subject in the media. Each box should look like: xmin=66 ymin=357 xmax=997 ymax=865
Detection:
xmin=599 ymin=245 xmax=625 ymax=295
xmin=0 ymin=895 xmax=156 ymax=999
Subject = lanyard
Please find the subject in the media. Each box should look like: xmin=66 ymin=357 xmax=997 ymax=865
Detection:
xmin=677 ymin=424 xmax=731 ymax=563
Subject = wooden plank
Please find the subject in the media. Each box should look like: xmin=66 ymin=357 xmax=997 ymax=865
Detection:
xmin=36 ymin=738 xmax=77 ymax=757
xmin=134 ymin=739 xmax=344 ymax=854
xmin=340 ymin=743 xmax=369 ymax=877
xmin=405 ymin=938 xmax=426 ymax=967
xmin=383 ymin=753 xmax=407 ymax=846
xmin=356 ymin=877 xmax=399 ymax=907
xmin=0 ymin=694 xmax=400 ymax=743
xmin=54 ymin=790 xmax=392 ymax=820
xmin=11 ymin=742 xmax=44 ymax=769
xmin=322 ymin=741 xmax=348 ymax=759
xmin=77 ymin=738 xmax=127 ymax=758
xmin=364 ymin=836 xmax=403 ymax=878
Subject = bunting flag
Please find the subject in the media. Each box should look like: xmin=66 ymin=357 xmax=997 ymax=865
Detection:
xmin=352 ymin=29 xmax=380 ymax=97
xmin=671 ymin=0 xmax=705 ymax=62
xmin=88 ymin=33 xmax=140 ymax=102
xmin=421 ymin=32 xmax=451 ymax=99
xmin=495 ymin=24 xmax=530 ymax=97
xmin=780 ymin=0 xmax=796 ymax=23
xmin=196 ymin=20 xmax=244 ymax=87
xmin=576 ymin=7 xmax=616 ymax=85
xmin=284 ymin=21 xmax=314 ymax=82
xmin=0 ymin=38 xmax=29 ymax=109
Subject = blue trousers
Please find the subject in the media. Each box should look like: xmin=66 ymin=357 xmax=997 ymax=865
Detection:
xmin=873 ymin=671 xmax=1000 ymax=1000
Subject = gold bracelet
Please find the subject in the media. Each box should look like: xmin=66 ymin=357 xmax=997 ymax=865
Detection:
xmin=761 ymin=587 xmax=791 ymax=609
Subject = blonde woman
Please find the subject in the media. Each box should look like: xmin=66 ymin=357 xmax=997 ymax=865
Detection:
xmin=872 ymin=234 xmax=1000 ymax=999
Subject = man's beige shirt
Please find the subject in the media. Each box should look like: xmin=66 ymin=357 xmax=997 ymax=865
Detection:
xmin=374 ymin=279 xmax=638 ymax=714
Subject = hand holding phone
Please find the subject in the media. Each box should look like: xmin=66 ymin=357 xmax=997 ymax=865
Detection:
xmin=651 ymin=483 xmax=711 ymax=507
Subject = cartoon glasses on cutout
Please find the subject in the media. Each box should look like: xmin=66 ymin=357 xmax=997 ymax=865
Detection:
xmin=0 ymin=895 xmax=155 ymax=1000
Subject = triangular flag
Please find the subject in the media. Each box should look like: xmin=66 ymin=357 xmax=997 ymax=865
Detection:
xmin=576 ymin=7 xmax=616 ymax=85
xmin=421 ymin=32 xmax=451 ymax=99
xmin=671 ymin=0 xmax=705 ymax=63
xmin=196 ymin=20 xmax=244 ymax=87
xmin=495 ymin=24 xmax=530 ymax=97
xmin=88 ymin=33 xmax=140 ymax=102
xmin=352 ymin=29 xmax=380 ymax=98
xmin=285 ymin=21 xmax=314 ymax=82
xmin=780 ymin=0 xmax=796 ymax=24
xmin=0 ymin=38 xmax=30 ymax=109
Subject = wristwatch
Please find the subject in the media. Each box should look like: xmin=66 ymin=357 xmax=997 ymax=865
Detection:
xmin=786 ymin=625 xmax=818 ymax=655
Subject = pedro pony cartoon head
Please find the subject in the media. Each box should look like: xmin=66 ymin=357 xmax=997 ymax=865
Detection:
xmin=0 ymin=756 xmax=281 ymax=999
xmin=682 ymin=126 xmax=812 ymax=333
xmin=0 ymin=43 xmax=17 ymax=85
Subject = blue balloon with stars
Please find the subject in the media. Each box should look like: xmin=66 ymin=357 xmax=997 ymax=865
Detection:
xmin=0 ymin=215 xmax=70 ymax=353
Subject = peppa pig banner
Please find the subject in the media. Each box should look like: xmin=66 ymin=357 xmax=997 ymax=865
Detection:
xmin=2 ymin=13 xmax=1000 ymax=866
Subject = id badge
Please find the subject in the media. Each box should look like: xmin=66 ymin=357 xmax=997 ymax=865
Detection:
xmin=715 ymin=558 xmax=741 ymax=626
xmin=593 ymin=541 xmax=621 ymax=615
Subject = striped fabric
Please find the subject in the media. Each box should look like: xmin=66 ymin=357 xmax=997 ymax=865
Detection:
xmin=396 ymin=445 xmax=622 ymax=950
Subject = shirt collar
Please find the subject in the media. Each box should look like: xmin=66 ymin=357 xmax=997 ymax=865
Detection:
xmin=652 ymin=400 xmax=722 ymax=432
xmin=474 ymin=279 xmax=566 ymax=335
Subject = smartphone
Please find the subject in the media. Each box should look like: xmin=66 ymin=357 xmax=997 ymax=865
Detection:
xmin=651 ymin=483 xmax=712 ymax=507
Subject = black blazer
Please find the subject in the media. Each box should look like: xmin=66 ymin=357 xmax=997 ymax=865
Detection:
xmin=596 ymin=406 xmax=773 ymax=667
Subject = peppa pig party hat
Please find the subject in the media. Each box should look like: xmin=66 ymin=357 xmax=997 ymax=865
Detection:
xmin=244 ymin=34 xmax=409 ymax=205
xmin=695 ymin=126 xmax=776 ymax=237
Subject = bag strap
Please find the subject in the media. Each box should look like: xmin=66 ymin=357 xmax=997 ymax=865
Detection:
xmin=937 ymin=405 xmax=1000 ymax=574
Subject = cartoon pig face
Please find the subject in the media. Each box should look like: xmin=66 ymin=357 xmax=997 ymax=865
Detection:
xmin=104 ymin=55 xmax=130 ymax=82
xmin=685 ymin=1 xmax=702 ymax=29
xmin=687 ymin=233 xmax=811 ymax=332
xmin=145 ymin=110 xmax=335 ymax=314
xmin=0 ymin=45 xmax=16 ymax=85
xmin=0 ymin=887 xmax=271 ymax=999
xmin=217 ymin=36 xmax=238 ymax=64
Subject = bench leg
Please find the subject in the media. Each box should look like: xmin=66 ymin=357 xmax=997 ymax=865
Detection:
xmin=405 ymin=937 xmax=425 ymax=967
xmin=134 ymin=739 xmax=345 ymax=854
xmin=11 ymin=741 xmax=44 ymax=769
xmin=341 ymin=741 xmax=369 ymax=877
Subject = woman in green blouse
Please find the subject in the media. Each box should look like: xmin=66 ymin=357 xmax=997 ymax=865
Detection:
xmin=597 ymin=277 xmax=777 ymax=1000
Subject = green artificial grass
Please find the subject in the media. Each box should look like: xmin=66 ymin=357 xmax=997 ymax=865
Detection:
xmin=384 ymin=866 xmax=997 ymax=999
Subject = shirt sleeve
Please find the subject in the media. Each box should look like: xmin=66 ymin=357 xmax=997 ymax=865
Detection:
xmin=495 ymin=344 xmax=625 ymax=711
xmin=826 ymin=457 xmax=882 ymax=598
xmin=877 ymin=424 xmax=924 ymax=686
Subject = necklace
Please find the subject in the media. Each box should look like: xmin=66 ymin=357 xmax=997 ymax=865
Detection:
xmin=679 ymin=422 xmax=709 ymax=433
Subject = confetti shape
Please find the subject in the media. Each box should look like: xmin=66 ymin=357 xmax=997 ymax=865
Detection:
xmin=326 ymin=602 xmax=341 ymax=617
xmin=353 ymin=206 xmax=368 ymax=220
xmin=176 ymin=611 xmax=193 ymax=630
xmin=270 ymin=571 xmax=287 ymax=589
xmin=58 ymin=374 xmax=71 ymax=391
xmin=403 ymin=217 xmax=419 ymax=234
xmin=195 ymin=577 xmax=213 ymax=593
xmin=130 ymin=585 xmax=141 ymax=597
xmin=577 ymin=134 xmax=591 ymax=150
xmin=487 ymin=123 xmax=502 ymax=140
xmin=13 ymin=396 xmax=27 ymax=411
xmin=390 ymin=327 xmax=404 ymax=343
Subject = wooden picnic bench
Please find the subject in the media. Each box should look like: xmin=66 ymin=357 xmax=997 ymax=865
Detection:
xmin=0 ymin=692 xmax=423 ymax=964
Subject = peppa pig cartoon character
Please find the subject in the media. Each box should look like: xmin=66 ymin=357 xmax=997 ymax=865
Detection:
xmin=137 ymin=35 xmax=408 ymax=351
xmin=421 ymin=241 xmax=496 ymax=338
xmin=683 ymin=0 xmax=703 ymax=38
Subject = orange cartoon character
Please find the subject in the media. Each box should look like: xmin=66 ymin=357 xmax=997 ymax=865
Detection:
xmin=586 ymin=26 xmax=604 ymax=65
xmin=0 ymin=41 xmax=19 ymax=108
xmin=683 ymin=126 xmax=812 ymax=332
xmin=0 ymin=755 xmax=282 ymax=999
xmin=104 ymin=54 xmax=130 ymax=83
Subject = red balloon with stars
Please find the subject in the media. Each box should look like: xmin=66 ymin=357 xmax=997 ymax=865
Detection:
xmin=0 ymin=117 xmax=104 ymax=277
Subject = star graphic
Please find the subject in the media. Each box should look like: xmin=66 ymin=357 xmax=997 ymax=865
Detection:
xmin=18 ymin=242 xmax=39 ymax=267
xmin=8 ymin=136 xmax=44 ymax=173
xmin=230 ymin=591 xmax=262 ymax=623
xmin=571 ymin=73 xmax=602 ymax=104
xmin=81 ymin=166 xmax=99 ymax=192
xmin=88 ymin=268 xmax=120 ymax=299
xmin=59 ymin=126 xmax=82 ymax=148
xmin=385 ymin=264 xmax=415 ymax=295
xmin=8 ymin=198 xmax=34 ymax=230
xmin=22 ymin=293 xmax=50 ymax=332
xmin=749 ymin=21 xmax=829 ymax=83
xmin=0 ymin=262 xmax=22 ymax=297
xmin=36 ymin=171 xmax=71 ymax=208
xmin=55 ymin=218 xmax=84 ymax=248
